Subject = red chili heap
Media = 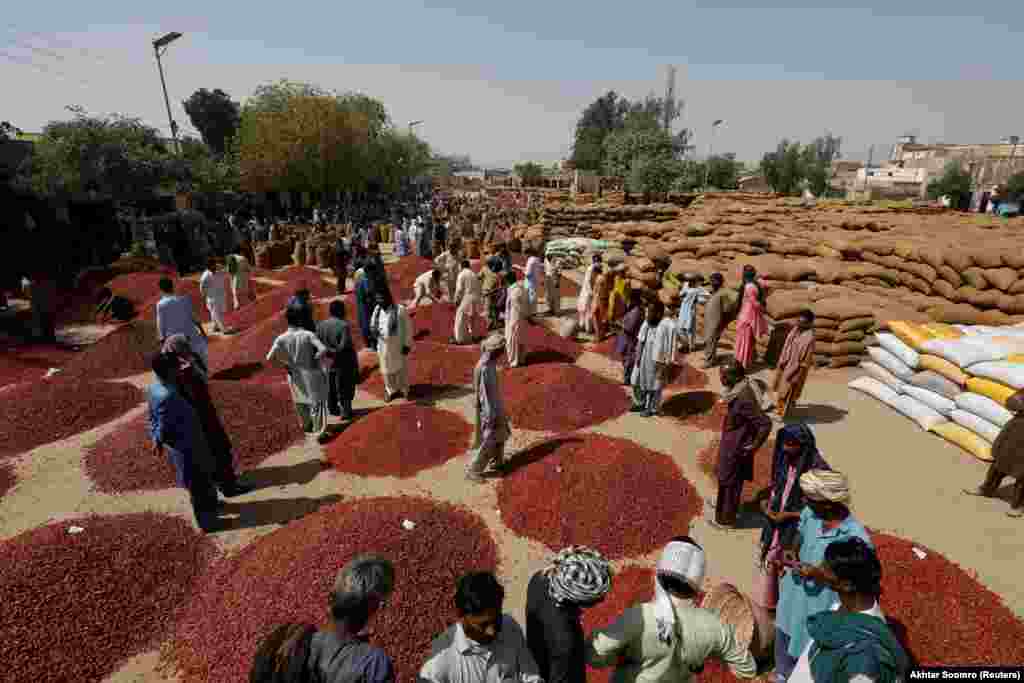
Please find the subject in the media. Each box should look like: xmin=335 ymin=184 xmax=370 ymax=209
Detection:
xmin=0 ymin=513 xmax=215 ymax=683
xmin=323 ymin=404 xmax=472 ymax=478
xmin=520 ymin=320 xmax=584 ymax=364
xmin=409 ymin=303 xmax=459 ymax=342
xmin=696 ymin=438 xmax=776 ymax=503
xmin=385 ymin=256 xmax=436 ymax=299
xmin=362 ymin=342 xmax=479 ymax=399
xmin=590 ymin=338 xmax=709 ymax=389
xmin=166 ymin=496 xmax=498 ymax=683
xmin=0 ymin=342 xmax=82 ymax=389
xmin=107 ymin=271 xmax=173 ymax=309
xmin=502 ymin=364 xmax=630 ymax=432
xmin=272 ymin=265 xmax=339 ymax=299
xmin=58 ymin=320 xmax=162 ymax=382
xmin=499 ymin=434 xmax=702 ymax=559
xmin=209 ymin=314 xmax=291 ymax=384
xmin=85 ymin=381 xmax=303 ymax=493
xmin=0 ymin=378 xmax=142 ymax=460
xmin=872 ymin=532 xmax=1024 ymax=666
xmin=222 ymin=287 xmax=294 ymax=330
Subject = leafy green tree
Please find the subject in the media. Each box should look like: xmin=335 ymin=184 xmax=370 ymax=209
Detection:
xmin=1006 ymin=170 xmax=1024 ymax=201
xmin=179 ymin=136 xmax=239 ymax=193
xmin=28 ymin=109 xmax=185 ymax=196
xmin=514 ymin=162 xmax=545 ymax=186
xmin=183 ymin=88 xmax=240 ymax=156
xmin=571 ymin=91 xmax=630 ymax=171
xmin=627 ymin=154 xmax=681 ymax=194
xmin=800 ymin=133 xmax=842 ymax=196
xmin=926 ymin=160 xmax=973 ymax=204
xmin=705 ymin=153 xmax=741 ymax=189
xmin=761 ymin=139 xmax=805 ymax=194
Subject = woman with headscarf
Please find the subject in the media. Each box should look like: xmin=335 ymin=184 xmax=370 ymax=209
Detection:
xmin=527 ymin=546 xmax=613 ymax=683
xmin=162 ymin=334 xmax=250 ymax=497
xmin=587 ymin=537 xmax=757 ymax=683
xmin=734 ymin=265 xmax=769 ymax=369
xmin=753 ymin=424 xmax=830 ymax=610
xmin=772 ymin=469 xmax=872 ymax=683
xmin=466 ymin=334 xmax=511 ymax=482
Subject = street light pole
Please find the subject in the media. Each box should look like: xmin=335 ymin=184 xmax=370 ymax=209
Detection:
xmin=408 ymin=120 xmax=424 ymax=134
xmin=703 ymin=119 xmax=724 ymax=191
xmin=152 ymin=32 xmax=183 ymax=156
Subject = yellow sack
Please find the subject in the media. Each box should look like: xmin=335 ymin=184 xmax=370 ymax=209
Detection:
xmin=929 ymin=422 xmax=993 ymax=462
xmin=1009 ymin=354 xmax=1024 ymax=364
xmin=888 ymin=321 xmax=933 ymax=350
xmin=919 ymin=354 xmax=969 ymax=386
xmin=966 ymin=377 xmax=1017 ymax=406
xmin=921 ymin=323 xmax=963 ymax=340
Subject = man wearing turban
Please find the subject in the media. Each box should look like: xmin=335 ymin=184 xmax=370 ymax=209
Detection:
xmin=772 ymin=470 xmax=872 ymax=683
xmin=587 ymin=537 xmax=756 ymax=683
xmin=526 ymin=546 xmax=613 ymax=683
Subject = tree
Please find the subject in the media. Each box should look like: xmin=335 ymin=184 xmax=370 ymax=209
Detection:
xmin=28 ymin=109 xmax=185 ymax=197
xmin=705 ymin=153 xmax=741 ymax=189
xmin=183 ymin=88 xmax=241 ymax=156
xmin=627 ymin=154 xmax=681 ymax=194
xmin=0 ymin=121 xmax=22 ymax=141
xmin=761 ymin=139 xmax=805 ymax=195
xmin=927 ymin=160 xmax=973 ymax=204
xmin=514 ymin=162 xmax=545 ymax=186
xmin=801 ymin=133 xmax=842 ymax=196
xmin=178 ymin=136 xmax=239 ymax=193
xmin=1006 ymin=170 xmax=1024 ymax=201
xmin=571 ymin=91 xmax=630 ymax=171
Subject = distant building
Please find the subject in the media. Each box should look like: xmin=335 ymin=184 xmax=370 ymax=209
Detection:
xmin=737 ymin=175 xmax=771 ymax=192
xmin=889 ymin=135 xmax=1024 ymax=192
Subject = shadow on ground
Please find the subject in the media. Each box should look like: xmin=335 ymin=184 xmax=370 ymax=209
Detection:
xmin=662 ymin=391 xmax=719 ymax=419
xmin=241 ymin=458 xmax=326 ymax=489
xmin=408 ymin=384 xmax=474 ymax=404
xmin=211 ymin=362 xmax=265 ymax=381
xmin=215 ymin=493 xmax=343 ymax=531
xmin=500 ymin=435 xmax=585 ymax=476
xmin=784 ymin=403 xmax=849 ymax=424
xmin=524 ymin=350 xmax=576 ymax=365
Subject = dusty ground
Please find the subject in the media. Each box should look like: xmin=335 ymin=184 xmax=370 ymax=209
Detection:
xmin=1 ymin=253 xmax=1021 ymax=683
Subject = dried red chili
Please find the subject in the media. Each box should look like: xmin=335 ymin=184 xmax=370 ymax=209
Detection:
xmin=0 ymin=512 xmax=215 ymax=683
xmin=85 ymin=381 xmax=303 ymax=493
xmin=498 ymin=434 xmax=702 ymax=559
xmin=58 ymin=320 xmax=162 ymax=382
xmin=663 ymin=391 xmax=726 ymax=431
xmin=502 ymin=364 xmax=630 ymax=432
xmin=0 ymin=378 xmax=143 ymax=460
xmin=0 ymin=462 xmax=16 ymax=501
xmin=323 ymin=404 xmax=472 ymax=478
xmin=361 ymin=342 xmax=480 ymax=400
xmin=165 ymin=496 xmax=498 ymax=683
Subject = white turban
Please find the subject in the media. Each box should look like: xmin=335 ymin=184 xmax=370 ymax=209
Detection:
xmin=800 ymin=469 xmax=851 ymax=504
xmin=653 ymin=540 xmax=706 ymax=644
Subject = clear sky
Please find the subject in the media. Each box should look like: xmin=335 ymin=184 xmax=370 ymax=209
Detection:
xmin=2 ymin=1 xmax=1022 ymax=167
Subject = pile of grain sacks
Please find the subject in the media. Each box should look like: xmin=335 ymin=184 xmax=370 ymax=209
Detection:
xmin=849 ymin=322 xmax=1024 ymax=460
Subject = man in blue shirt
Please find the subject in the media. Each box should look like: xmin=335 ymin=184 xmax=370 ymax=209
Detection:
xmin=147 ymin=352 xmax=220 ymax=532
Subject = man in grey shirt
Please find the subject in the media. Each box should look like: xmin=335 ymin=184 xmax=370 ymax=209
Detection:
xmin=308 ymin=555 xmax=396 ymax=683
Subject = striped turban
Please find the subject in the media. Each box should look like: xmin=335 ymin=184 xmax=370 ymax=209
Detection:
xmin=800 ymin=469 xmax=851 ymax=504
xmin=543 ymin=546 xmax=613 ymax=607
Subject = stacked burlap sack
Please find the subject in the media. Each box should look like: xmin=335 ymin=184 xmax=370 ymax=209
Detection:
xmin=255 ymin=240 xmax=296 ymax=269
xmin=849 ymin=320 xmax=1024 ymax=461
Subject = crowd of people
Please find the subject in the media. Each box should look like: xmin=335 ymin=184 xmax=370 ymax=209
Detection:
xmin=131 ymin=192 xmax=1024 ymax=683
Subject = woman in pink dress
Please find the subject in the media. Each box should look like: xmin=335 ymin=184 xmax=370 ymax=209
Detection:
xmin=734 ymin=265 xmax=768 ymax=369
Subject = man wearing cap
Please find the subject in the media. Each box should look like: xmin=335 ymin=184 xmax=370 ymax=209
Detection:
xmin=466 ymin=334 xmax=511 ymax=482
xmin=772 ymin=469 xmax=872 ymax=683
xmin=587 ymin=537 xmax=757 ymax=683
xmin=526 ymin=547 xmax=613 ymax=683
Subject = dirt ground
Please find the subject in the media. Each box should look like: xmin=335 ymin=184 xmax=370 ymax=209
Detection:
xmin=1 ymin=254 xmax=1021 ymax=683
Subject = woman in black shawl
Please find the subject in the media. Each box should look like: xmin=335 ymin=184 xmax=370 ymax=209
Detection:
xmin=752 ymin=422 xmax=829 ymax=609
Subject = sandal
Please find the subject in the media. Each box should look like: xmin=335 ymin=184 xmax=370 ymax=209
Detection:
xmin=1008 ymin=509 xmax=1024 ymax=518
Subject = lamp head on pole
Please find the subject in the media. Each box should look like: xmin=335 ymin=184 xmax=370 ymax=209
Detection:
xmin=712 ymin=119 xmax=724 ymax=128
xmin=153 ymin=32 xmax=183 ymax=49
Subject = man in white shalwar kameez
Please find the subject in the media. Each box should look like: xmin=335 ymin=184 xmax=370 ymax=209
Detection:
xmin=266 ymin=305 xmax=331 ymax=436
xmin=505 ymin=271 xmax=530 ymax=368
xmin=410 ymin=269 xmax=443 ymax=309
xmin=631 ymin=300 xmax=678 ymax=417
xmin=371 ymin=290 xmax=413 ymax=402
xmin=452 ymin=260 xmax=482 ymax=345
xmin=226 ymin=249 xmax=256 ymax=311
xmin=434 ymin=245 xmax=461 ymax=303
xmin=199 ymin=259 xmax=229 ymax=333
xmin=466 ymin=334 xmax=512 ymax=482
